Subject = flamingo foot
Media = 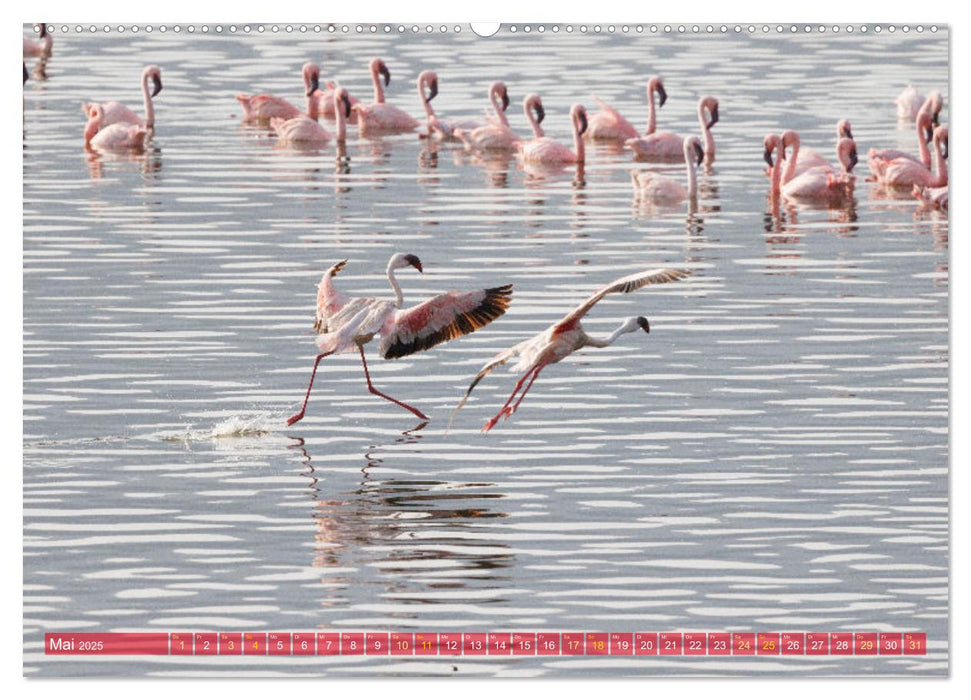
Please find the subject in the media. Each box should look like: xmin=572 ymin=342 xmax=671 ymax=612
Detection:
xmin=286 ymin=411 xmax=305 ymax=426
xmin=404 ymin=405 xmax=430 ymax=421
xmin=482 ymin=415 xmax=501 ymax=432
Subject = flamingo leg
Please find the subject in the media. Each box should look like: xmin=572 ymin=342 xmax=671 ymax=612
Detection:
xmin=482 ymin=366 xmax=537 ymax=432
xmin=286 ymin=351 xmax=333 ymax=426
xmin=359 ymin=346 xmax=430 ymax=421
xmin=504 ymin=362 xmax=548 ymax=419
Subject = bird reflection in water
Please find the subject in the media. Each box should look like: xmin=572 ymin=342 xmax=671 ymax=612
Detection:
xmin=85 ymin=145 xmax=163 ymax=180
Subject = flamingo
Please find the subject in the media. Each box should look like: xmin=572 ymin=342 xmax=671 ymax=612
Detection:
xmin=453 ymin=83 xmax=518 ymax=151
xmin=763 ymin=133 xmax=785 ymax=200
xmin=627 ymin=96 xmax=719 ymax=163
xmin=448 ymin=267 xmax=691 ymax=432
xmin=517 ymin=104 xmax=587 ymax=165
xmin=84 ymin=104 xmax=149 ymax=151
xmin=23 ymin=24 xmax=52 ymax=59
xmin=271 ymin=86 xmax=351 ymax=145
xmin=631 ymin=135 xmax=704 ymax=204
xmin=352 ymin=58 xmax=420 ymax=136
xmin=82 ymin=65 xmax=163 ymax=129
xmin=313 ymin=80 xmax=360 ymax=121
xmin=286 ymin=254 xmax=514 ymax=426
xmin=780 ymin=137 xmax=858 ymax=202
xmin=896 ymin=87 xmax=942 ymax=124
xmin=869 ymin=108 xmax=936 ymax=176
xmin=876 ymin=125 xmax=948 ymax=189
xmin=777 ymin=120 xmax=853 ymax=181
xmin=416 ymin=70 xmax=482 ymax=140
xmin=236 ymin=62 xmax=319 ymax=125
xmin=913 ymin=184 xmax=948 ymax=211
xmin=586 ymin=75 xmax=667 ymax=141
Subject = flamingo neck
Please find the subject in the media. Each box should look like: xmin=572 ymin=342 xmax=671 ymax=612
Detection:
xmin=782 ymin=137 xmax=800 ymax=184
xmin=917 ymin=122 xmax=930 ymax=168
xmin=141 ymin=71 xmax=155 ymax=128
xmin=419 ymin=83 xmax=435 ymax=119
xmin=573 ymin=122 xmax=585 ymax=163
xmin=686 ymin=153 xmax=698 ymax=199
xmin=307 ymin=92 xmax=319 ymax=122
xmin=933 ymin=138 xmax=948 ymax=186
xmin=527 ymin=107 xmax=544 ymax=138
xmin=698 ymin=104 xmax=715 ymax=162
xmin=586 ymin=322 xmax=630 ymax=348
xmin=645 ymin=85 xmax=656 ymax=135
xmin=387 ymin=266 xmax=404 ymax=307
xmin=492 ymin=90 xmax=509 ymax=127
xmin=335 ymin=101 xmax=346 ymax=141
xmin=771 ymin=149 xmax=784 ymax=197
xmin=372 ymin=68 xmax=385 ymax=104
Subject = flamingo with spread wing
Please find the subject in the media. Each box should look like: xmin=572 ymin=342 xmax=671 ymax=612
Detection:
xmin=286 ymin=254 xmax=513 ymax=426
xmin=448 ymin=268 xmax=691 ymax=432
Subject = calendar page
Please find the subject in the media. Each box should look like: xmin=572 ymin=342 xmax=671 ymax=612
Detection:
xmin=22 ymin=21 xmax=948 ymax=678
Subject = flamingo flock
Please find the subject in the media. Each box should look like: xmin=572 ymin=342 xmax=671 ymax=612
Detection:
xmin=23 ymin=36 xmax=949 ymax=429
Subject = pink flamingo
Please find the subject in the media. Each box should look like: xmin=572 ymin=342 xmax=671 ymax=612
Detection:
xmin=271 ymin=87 xmax=351 ymax=146
xmin=777 ymin=120 xmax=853 ymax=180
xmin=586 ymin=75 xmax=668 ymax=141
xmin=453 ymin=82 xmax=518 ymax=151
xmin=236 ymin=62 xmax=319 ymax=125
xmin=417 ymin=70 xmax=481 ymax=139
xmin=286 ymin=254 xmax=513 ymax=426
xmin=313 ymin=80 xmax=360 ymax=121
xmin=23 ymin=24 xmax=52 ymax=59
xmin=913 ymin=184 xmax=948 ymax=211
xmin=876 ymin=125 xmax=948 ymax=189
xmin=82 ymin=65 xmax=163 ymax=129
xmin=779 ymin=137 xmax=858 ymax=202
xmin=627 ymin=96 xmax=719 ymax=163
xmin=522 ymin=94 xmax=546 ymax=137
xmin=447 ymin=267 xmax=690 ymax=432
xmin=352 ymin=58 xmax=420 ymax=136
xmin=869 ymin=108 xmax=936 ymax=176
xmin=631 ymin=135 xmax=705 ymax=204
xmin=84 ymin=104 xmax=149 ymax=151
xmin=517 ymin=104 xmax=587 ymax=165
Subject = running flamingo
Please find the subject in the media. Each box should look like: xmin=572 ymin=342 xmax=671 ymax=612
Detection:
xmin=286 ymin=254 xmax=513 ymax=426
xmin=447 ymin=267 xmax=690 ymax=432
xmin=586 ymin=75 xmax=667 ymax=141
xmin=84 ymin=104 xmax=149 ymax=151
xmin=913 ymin=184 xmax=948 ymax=211
xmin=236 ymin=62 xmax=319 ymax=125
xmin=780 ymin=137 xmax=858 ymax=202
xmin=627 ymin=96 xmax=719 ymax=163
xmin=271 ymin=86 xmax=351 ymax=145
xmin=23 ymin=24 xmax=52 ymax=59
xmin=777 ymin=120 xmax=853 ymax=180
xmin=876 ymin=125 xmax=948 ymax=189
xmin=869 ymin=108 xmax=936 ymax=176
xmin=631 ymin=136 xmax=704 ymax=204
xmin=517 ymin=104 xmax=587 ymax=165
xmin=352 ymin=58 xmax=420 ymax=136
xmin=453 ymin=82 xmax=517 ymax=151
xmin=83 ymin=65 xmax=163 ymax=129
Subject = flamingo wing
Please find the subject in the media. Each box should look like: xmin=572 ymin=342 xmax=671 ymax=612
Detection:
xmin=557 ymin=268 xmax=691 ymax=329
xmin=379 ymin=284 xmax=513 ymax=360
xmin=314 ymin=260 xmax=350 ymax=332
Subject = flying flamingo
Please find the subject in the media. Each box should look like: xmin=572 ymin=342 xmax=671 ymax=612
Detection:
xmin=84 ymin=104 xmax=149 ymax=151
xmin=448 ymin=267 xmax=691 ymax=432
xmin=236 ymin=62 xmax=319 ymax=125
xmin=286 ymin=254 xmax=513 ymax=426
xmin=352 ymin=58 xmax=420 ymax=136
xmin=868 ymin=108 xmax=936 ymax=176
xmin=875 ymin=125 xmax=948 ymax=189
xmin=313 ymin=80 xmax=360 ymax=121
xmin=517 ymin=104 xmax=587 ymax=165
xmin=453 ymin=82 xmax=518 ymax=151
xmin=627 ymin=96 xmax=719 ymax=163
xmin=586 ymin=75 xmax=668 ymax=141
xmin=631 ymin=135 xmax=705 ymax=204
xmin=271 ymin=86 xmax=351 ymax=145
xmin=776 ymin=120 xmax=853 ymax=180
xmin=779 ymin=137 xmax=858 ymax=202
xmin=23 ymin=24 xmax=52 ymax=59
xmin=82 ymin=65 xmax=163 ymax=129
xmin=913 ymin=184 xmax=948 ymax=211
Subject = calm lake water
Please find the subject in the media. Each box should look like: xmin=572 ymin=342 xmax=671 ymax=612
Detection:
xmin=23 ymin=25 xmax=948 ymax=677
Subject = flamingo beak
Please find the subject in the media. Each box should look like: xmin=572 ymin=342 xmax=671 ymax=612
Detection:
xmin=306 ymin=73 xmax=319 ymax=97
xmin=848 ymin=148 xmax=858 ymax=171
xmin=577 ymin=109 xmax=588 ymax=136
xmin=404 ymin=254 xmax=423 ymax=273
xmin=933 ymin=108 xmax=941 ymax=127
xmin=693 ymin=141 xmax=704 ymax=166
xmin=924 ymin=124 xmax=934 ymax=144
xmin=341 ymin=92 xmax=352 ymax=119
xmin=844 ymin=125 xmax=853 ymax=139
xmin=151 ymin=74 xmax=163 ymax=98
xmin=942 ymin=137 xmax=948 ymax=160
xmin=763 ymin=147 xmax=774 ymax=168
xmin=501 ymin=88 xmax=510 ymax=112
xmin=707 ymin=104 xmax=719 ymax=130
xmin=379 ymin=63 xmax=391 ymax=87
xmin=428 ymin=78 xmax=438 ymax=101
xmin=656 ymin=83 xmax=668 ymax=107
xmin=535 ymin=102 xmax=545 ymax=124
xmin=24 ymin=62 xmax=28 ymax=85
xmin=637 ymin=316 xmax=650 ymax=333
xmin=39 ymin=23 xmax=48 ymax=38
